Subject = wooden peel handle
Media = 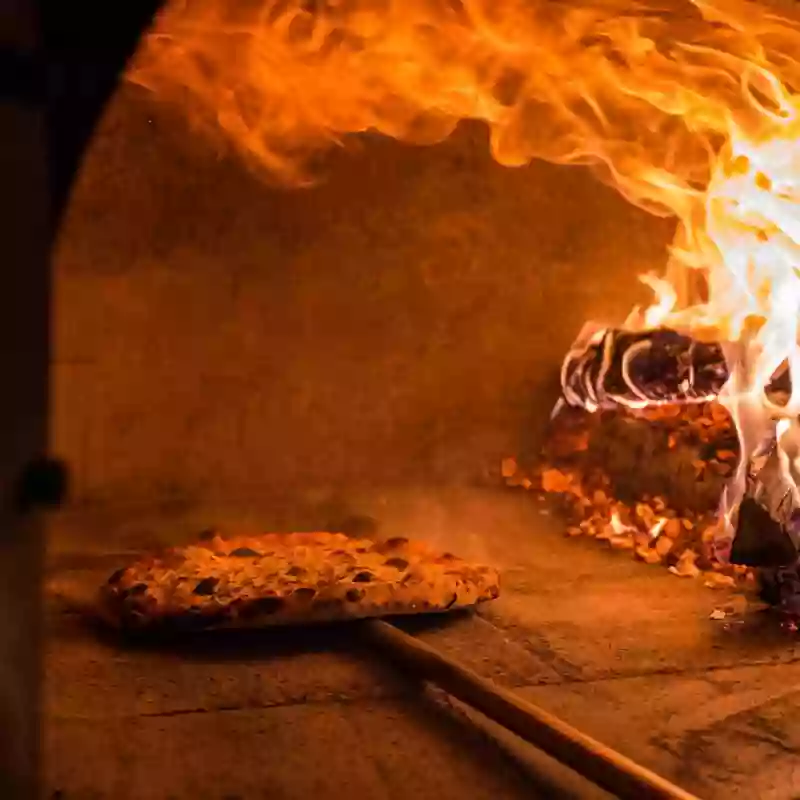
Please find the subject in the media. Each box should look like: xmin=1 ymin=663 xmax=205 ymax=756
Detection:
xmin=362 ymin=620 xmax=701 ymax=800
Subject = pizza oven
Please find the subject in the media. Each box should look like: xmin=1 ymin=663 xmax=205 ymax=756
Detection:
xmin=7 ymin=2 xmax=800 ymax=799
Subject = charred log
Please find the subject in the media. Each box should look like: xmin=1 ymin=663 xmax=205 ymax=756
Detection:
xmin=752 ymin=508 xmax=800 ymax=614
xmin=731 ymin=499 xmax=798 ymax=568
xmin=561 ymin=326 xmax=790 ymax=411
xmin=728 ymin=436 xmax=800 ymax=566
xmin=728 ymin=442 xmax=800 ymax=615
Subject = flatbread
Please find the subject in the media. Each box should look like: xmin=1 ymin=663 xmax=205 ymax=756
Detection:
xmin=99 ymin=531 xmax=500 ymax=631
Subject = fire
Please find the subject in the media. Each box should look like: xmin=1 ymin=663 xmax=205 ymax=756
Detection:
xmin=131 ymin=1 xmax=800 ymax=549
xmin=649 ymin=517 xmax=668 ymax=540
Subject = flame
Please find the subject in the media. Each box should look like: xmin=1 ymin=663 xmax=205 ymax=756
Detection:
xmin=131 ymin=1 xmax=800 ymax=546
xmin=130 ymin=1 xmax=800 ymax=191
xmin=649 ymin=517 xmax=668 ymax=540
xmin=610 ymin=510 xmax=632 ymax=535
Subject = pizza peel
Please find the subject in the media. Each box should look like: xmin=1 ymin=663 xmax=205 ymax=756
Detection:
xmin=359 ymin=619 xmax=701 ymax=800
xmin=61 ymin=530 xmax=701 ymax=800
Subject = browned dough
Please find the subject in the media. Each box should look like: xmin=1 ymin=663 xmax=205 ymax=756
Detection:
xmin=99 ymin=531 xmax=500 ymax=631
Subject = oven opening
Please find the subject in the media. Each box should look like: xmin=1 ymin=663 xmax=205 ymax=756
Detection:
xmin=25 ymin=2 xmax=800 ymax=798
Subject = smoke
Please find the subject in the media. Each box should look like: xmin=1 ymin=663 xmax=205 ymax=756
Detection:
xmin=129 ymin=0 xmax=800 ymax=214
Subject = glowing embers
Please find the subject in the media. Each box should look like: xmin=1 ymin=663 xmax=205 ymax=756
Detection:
xmin=503 ymin=401 xmax=750 ymax=590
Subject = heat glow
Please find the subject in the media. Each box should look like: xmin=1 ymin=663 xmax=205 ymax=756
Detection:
xmin=130 ymin=0 xmax=800 ymax=548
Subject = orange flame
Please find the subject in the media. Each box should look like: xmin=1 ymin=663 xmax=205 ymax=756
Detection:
xmin=130 ymin=2 xmax=800 ymax=191
xmin=131 ymin=0 xmax=800 ymax=543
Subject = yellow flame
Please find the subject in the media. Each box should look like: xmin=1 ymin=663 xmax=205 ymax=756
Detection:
xmin=610 ymin=510 xmax=630 ymax=535
xmin=131 ymin=0 xmax=800 ymax=537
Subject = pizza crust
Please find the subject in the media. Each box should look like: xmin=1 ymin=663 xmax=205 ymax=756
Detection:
xmin=99 ymin=531 xmax=500 ymax=631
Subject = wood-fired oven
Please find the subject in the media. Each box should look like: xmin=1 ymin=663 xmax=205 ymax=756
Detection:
xmin=6 ymin=2 xmax=800 ymax=798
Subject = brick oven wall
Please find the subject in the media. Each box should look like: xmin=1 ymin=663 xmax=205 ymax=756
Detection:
xmin=52 ymin=85 xmax=674 ymax=508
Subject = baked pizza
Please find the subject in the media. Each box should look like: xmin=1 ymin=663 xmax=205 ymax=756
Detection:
xmin=100 ymin=530 xmax=500 ymax=631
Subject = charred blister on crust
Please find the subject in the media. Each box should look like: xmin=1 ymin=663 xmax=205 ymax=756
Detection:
xmin=107 ymin=568 xmax=126 ymax=585
xmin=193 ymin=578 xmax=219 ymax=596
xmin=384 ymin=557 xmax=409 ymax=570
xmin=374 ymin=537 xmax=409 ymax=554
xmin=292 ymin=587 xmax=316 ymax=600
xmin=345 ymin=588 xmax=364 ymax=602
xmin=352 ymin=571 xmax=373 ymax=583
xmin=286 ymin=565 xmax=306 ymax=577
xmin=229 ymin=547 xmax=261 ymax=557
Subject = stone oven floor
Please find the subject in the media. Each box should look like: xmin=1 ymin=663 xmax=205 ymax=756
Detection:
xmin=45 ymin=489 xmax=800 ymax=799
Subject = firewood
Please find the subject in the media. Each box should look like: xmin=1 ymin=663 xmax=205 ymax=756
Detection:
xmin=723 ymin=430 xmax=800 ymax=566
xmin=561 ymin=326 xmax=789 ymax=411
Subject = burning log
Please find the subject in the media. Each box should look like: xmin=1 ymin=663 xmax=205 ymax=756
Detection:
xmin=561 ymin=326 xmax=790 ymax=411
xmin=727 ymin=436 xmax=800 ymax=617
xmin=728 ymin=434 xmax=800 ymax=569
xmin=738 ymin=503 xmax=800 ymax=619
